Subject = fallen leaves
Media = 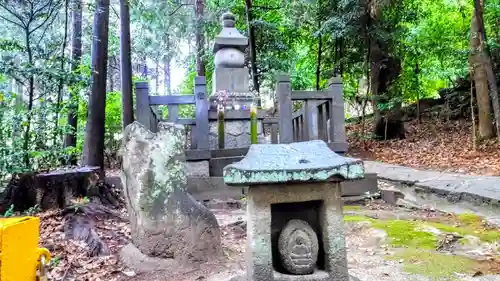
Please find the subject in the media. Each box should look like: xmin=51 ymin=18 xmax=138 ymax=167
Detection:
xmin=38 ymin=208 xmax=130 ymax=281
xmin=347 ymin=119 xmax=500 ymax=176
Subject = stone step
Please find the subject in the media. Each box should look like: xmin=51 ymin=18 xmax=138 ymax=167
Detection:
xmin=209 ymin=156 xmax=244 ymax=177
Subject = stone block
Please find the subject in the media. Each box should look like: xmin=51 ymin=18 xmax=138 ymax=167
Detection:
xmin=186 ymin=160 xmax=210 ymax=177
xmin=208 ymin=120 xmax=265 ymax=149
xmin=212 ymin=67 xmax=249 ymax=93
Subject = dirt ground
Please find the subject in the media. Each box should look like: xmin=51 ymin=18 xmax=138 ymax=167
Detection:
xmin=42 ymin=194 xmax=500 ymax=281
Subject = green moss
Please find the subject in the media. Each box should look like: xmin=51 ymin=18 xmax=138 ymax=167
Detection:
xmin=344 ymin=213 xmax=500 ymax=280
xmin=344 ymin=215 xmax=438 ymax=249
xmin=390 ymin=249 xmax=476 ymax=281
xmin=373 ymin=220 xmax=438 ymax=249
xmin=343 ymin=205 xmax=362 ymax=211
xmin=428 ymin=221 xmax=500 ymax=243
xmin=457 ymin=213 xmax=483 ymax=225
xmin=344 ymin=215 xmax=374 ymax=223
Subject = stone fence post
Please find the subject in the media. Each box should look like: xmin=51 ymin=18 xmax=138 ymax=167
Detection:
xmin=328 ymin=76 xmax=347 ymax=144
xmin=135 ymin=81 xmax=151 ymax=131
xmin=194 ymin=76 xmax=209 ymax=150
xmin=277 ymin=74 xmax=293 ymax=144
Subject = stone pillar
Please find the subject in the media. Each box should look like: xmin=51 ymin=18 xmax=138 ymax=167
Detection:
xmin=209 ymin=12 xmax=265 ymax=149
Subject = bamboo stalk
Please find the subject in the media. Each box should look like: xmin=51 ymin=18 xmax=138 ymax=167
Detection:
xmin=218 ymin=109 xmax=225 ymax=149
xmin=250 ymin=105 xmax=258 ymax=144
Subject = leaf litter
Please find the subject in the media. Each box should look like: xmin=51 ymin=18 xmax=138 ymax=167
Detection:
xmin=347 ymin=119 xmax=500 ymax=176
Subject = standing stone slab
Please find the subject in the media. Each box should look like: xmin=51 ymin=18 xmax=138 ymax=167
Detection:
xmin=120 ymin=121 xmax=221 ymax=266
xmin=223 ymin=140 xmax=364 ymax=281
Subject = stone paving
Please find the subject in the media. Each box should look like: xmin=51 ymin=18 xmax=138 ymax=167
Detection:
xmin=364 ymin=161 xmax=500 ymax=203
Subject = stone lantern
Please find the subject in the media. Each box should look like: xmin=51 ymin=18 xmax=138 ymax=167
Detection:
xmin=223 ymin=140 xmax=364 ymax=281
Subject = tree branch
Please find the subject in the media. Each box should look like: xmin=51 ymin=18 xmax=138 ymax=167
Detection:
xmin=35 ymin=8 xmax=60 ymax=47
xmin=169 ymin=3 xmax=192 ymax=16
xmin=0 ymin=2 xmax=27 ymax=28
xmin=0 ymin=14 xmax=25 ymax=29
xmin=110 ymin=4 xmax=119 ymax=18
xmin=253 ymin=5 xmax=281 ymax=11
xmin=29 ymin=1 xmax=62 ymax=35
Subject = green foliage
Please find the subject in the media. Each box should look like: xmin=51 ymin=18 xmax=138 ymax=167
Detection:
xmin=0 ymin=0 xmax=499 ymax=190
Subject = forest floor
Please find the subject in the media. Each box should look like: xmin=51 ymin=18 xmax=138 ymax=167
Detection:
xmin=40 ymin=194 xmax=500 ymax=281
xmin=38 ymin=117 xmax=500 ymax=281
xmin=346 ymin=119 xmax=500 ymax=176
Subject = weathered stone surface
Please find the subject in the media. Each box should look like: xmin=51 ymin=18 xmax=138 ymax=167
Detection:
xmin=223 ymin=140 xmax=364 ymax=185
xmin=208 ymin=120 xmax=265 ymax=149
xmin=119 ymin=243 xmax=181 ymax=273
xmin=212 ymin=67 xmax=250 ymax=93
xmin=246 ymin=182 xmax=349 ymax=281
xmin=121 ymin=121 xmax=221 ymax=263
xmin=213 ymin=12 xmax=248 ymax=56
xmin=278 ymin=219 xmax=319 ymax=275
xmin=364 ymin=161 xmax=500 ymax=203
xmin=186 ymin=160 xmax=210 ymax=177
xmin=227 ymin=274 xmax=361 ymax=281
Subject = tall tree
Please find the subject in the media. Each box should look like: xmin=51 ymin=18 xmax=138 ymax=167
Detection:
xmin=473 ymin=0 xmax=500 ymax=140
xmin=64 ymin=0 xmax=83 ymax=165
xmin=119 ymin=0 xmax=134 ymax=128
xmin=245 ymin=0 xmax=259 ymax=93
xmin=82 ymin=0 xmax=110 ymax=169
xmin=470 ymin=9 xmax=494 ymax=138
xmin=195 ymin=0 xmax=206 ymax=76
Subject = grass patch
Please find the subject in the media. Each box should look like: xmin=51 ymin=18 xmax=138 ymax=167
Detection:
xmin=390 ymin=249 xmax=476 ymax=281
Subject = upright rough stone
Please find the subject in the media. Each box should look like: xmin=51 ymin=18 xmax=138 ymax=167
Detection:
xmin=121 ymin=121 xmax=221 ymax=264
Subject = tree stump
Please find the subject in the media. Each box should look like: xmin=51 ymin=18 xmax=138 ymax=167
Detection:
xmin=0 ymin=166 xmax=121 ymax=214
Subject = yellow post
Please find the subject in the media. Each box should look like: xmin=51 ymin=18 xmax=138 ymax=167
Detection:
xmin=0 ymin=216 xmax=51 ymax=281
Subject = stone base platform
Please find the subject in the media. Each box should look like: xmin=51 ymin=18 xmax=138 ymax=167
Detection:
xmin=186 ymin=174 xmax=378 ymax=201
xmin=229 ymin=272 xmax=361 ymax=281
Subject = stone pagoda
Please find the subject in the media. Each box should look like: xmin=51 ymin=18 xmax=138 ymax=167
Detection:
xmin=208 ymin=12 xmax=265 ymax=149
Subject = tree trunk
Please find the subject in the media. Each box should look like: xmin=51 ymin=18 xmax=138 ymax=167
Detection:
xmin=245 ymin=0 xmax=259 ymax=93
xmin=470 ymin=10 xmax=494 ymax=139
xmin=23 ymin=29 xmax=35 ymax=167
xmin=82 ymin=0 xmax=110 ymax=170
xmin=474 ymin=0 xmax=500 ymax=139
xmin=119 ymin=0 xmax=134 ymax=128
xmin=195 ymin=0 xmax=206 ymax=76
xmin=316 ymin=35 xmax=322 ymax=90
xmin=54 ymin=0 xmax=70 ymax=145
xmin=315 ymin=0 xmax=322 ymax=90
xmin=369 ymin=40 xmax=382 ymax=125
xmin=155 ymin=63 xmax=160 ymax=93
xmin=109 ymin=56 xmax=116 ymax=92
xmin=64 ymin=0 xmax=83 ymax=165
xmin=164 ymin=57 xmax=171 ymax=95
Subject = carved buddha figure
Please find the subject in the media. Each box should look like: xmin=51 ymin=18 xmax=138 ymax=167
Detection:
xmin=278 ymin=219 xmax=319 ymax=275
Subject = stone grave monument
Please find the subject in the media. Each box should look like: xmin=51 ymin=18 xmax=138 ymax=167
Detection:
xmin=223 ymin=140 xmax=364 ymax=281
xmin=209 ymin=12 xmax=265 ymax=149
